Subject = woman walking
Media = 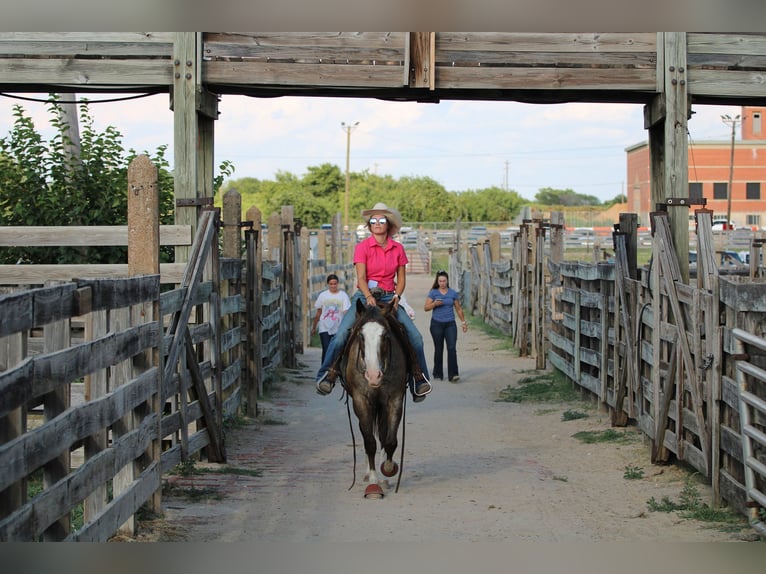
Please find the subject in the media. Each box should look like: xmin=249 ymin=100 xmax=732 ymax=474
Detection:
xmin=424 ymin=270 xmax=467 ymax=382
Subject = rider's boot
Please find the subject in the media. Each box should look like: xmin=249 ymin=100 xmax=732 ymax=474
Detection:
xmin=409 ymin=369 xmax=432 ymax=403
xmin=316 ymin=364 xmax=341 ymax=395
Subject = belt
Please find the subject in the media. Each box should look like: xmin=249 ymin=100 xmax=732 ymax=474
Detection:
xmin=369 ymin=287 xmax=396 ymax=298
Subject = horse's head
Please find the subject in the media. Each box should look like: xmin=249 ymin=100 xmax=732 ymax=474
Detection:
xmin=350 ymin=298 xmax=399 ymax=388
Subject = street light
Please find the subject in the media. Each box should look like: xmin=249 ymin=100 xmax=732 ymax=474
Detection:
xmin=341 ymin=121 xmax=359 ymax=230
xmin=721 ymin=113 xmax=741 ymax=231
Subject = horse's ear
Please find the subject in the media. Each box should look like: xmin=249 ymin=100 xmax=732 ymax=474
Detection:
xmin=356 ymin=298 xmax=367 ymax=315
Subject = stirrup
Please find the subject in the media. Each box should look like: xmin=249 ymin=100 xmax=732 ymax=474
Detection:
xmin=316 ymin=370 xmax=336 ymax=395
xmin=413 ymin=374 xmax=432 ymax=396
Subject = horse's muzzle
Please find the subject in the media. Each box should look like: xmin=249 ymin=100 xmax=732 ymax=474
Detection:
xmin=365 ymin=369 xmax=383 ymax=387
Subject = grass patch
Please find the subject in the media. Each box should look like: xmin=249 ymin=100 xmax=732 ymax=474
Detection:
xmin=162 ymin=483 xmax=222 ymax=501
xmin=467 ymin=315 xmax=518 ymax=352
xmin=223 ymin=411 xmax=255 ymax=430
xmin=623 ymin=465 xmax=645 ymax=480
xmin=205 ymin=466 xmax=262 ymax=477
xmin=571 ymin=428 xmax=639 ymax=444
xmin=562 ymin=409 xmax=588 ymax=421
xmin=260 ymin=417 xmax=287 ymax=426
xmin=647 ymin=475 xmax=748 ymax=531
xmin=497 ymin=370 xmax=580 ymax=403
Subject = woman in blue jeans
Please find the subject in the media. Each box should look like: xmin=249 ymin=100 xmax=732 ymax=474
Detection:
xmin=424 ymin=270 xmax=468 ymax=382
xmin=315 ymin=202 xmax=432 ymax=402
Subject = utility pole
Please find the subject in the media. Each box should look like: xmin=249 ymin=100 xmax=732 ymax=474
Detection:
xmin=721 ymin=113 xmax=741 ymax=231
xmin=504 ymin=160 xmax=510 ymax=191
xmin=341 ymin=121 xmax=359 ymax=230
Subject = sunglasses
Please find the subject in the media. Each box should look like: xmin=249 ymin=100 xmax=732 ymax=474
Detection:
xmin=368 ymin=217 xmax=388 ymax=225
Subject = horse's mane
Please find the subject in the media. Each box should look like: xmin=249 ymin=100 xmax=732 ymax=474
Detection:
xmin=340 ymin=300 xmax=411 ymax=372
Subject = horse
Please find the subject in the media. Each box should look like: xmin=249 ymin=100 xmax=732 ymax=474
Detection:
xmin=340 ymin=297 xmax=409 ymax=499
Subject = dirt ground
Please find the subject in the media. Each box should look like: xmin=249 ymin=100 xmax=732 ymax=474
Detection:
xmin=145 ymin=274 xmax=757 ymax=543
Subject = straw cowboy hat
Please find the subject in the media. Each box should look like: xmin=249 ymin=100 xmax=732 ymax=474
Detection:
xmin=361 ymin=202 xmax=402 ymax=236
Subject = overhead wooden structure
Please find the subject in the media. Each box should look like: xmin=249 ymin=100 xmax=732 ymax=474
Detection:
xmin=2 ymin=31 xmax=766 ymax=277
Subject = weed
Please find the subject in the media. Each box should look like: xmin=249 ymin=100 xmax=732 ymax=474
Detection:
xmin=169 ymin=459 xmax=200 ymax=476
xmin=562 ymin=409 xmax=588 ymax=421
xmin=205 ymin=466 xmax=262 ymax=477
xmin=162 ymin=483 xmax=222 ymax=501
xmin=623 ymin=465 xmax=645 ymax=480
xmin=553 ymin=475 xmax=569 ymax=482
xmin=223 ymin=412 xmax=254 ymax=429
xmin=469 ymin=317 xmax=517 ymax=352
xmin=261 ymin=417 xmax=287 ymax=426
xmin=647 ymin=496 xmax=682 ymax=512
xmin=572 ymin=428 xmax=638 ymax=444
xmin=646 ymin=475 xmax=748 ymax=531
xmin=497 ymin=371 xmax=580 ymax=403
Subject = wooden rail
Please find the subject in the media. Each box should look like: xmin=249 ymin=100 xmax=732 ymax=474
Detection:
xmin=0 ymin=160 xmax=352 ymax=541
xmin=464 ymin=208 xmax=766 ymax=533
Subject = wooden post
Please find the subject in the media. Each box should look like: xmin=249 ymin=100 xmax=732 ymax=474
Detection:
xmin=281 ymin=206 xmax=297 ymax=368
xmin=42 ymin=292 xmax=70 ymax=540
xmin=648 ymin=33 xmax=690 ymax=283
xmin=124 ymin=155 xmax=162 ymax=525
xmin=619 ymin=213 xmax=638 ymax=280
xmin=0 ymin=326 xmax=27 ymax=521
xmin=300 ymin=227 xmax=311 ymax=352
xmin=331 ymin=212 xmax=342 ymax=265
xmin=268 ymin=212 xmax=281 ymax=261
xmin=223 ymin=189 xmax=242 ymax=259
xmin=246 ymin=206 xmax=264 ymax=409
xmin=172 ymin=32 xmax=201 ymax=264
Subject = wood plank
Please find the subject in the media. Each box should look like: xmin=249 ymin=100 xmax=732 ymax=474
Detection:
xmin=0 ymin=323 xmax=158 ymax=418
xmin=0 ymin=368 xmax=157 ymax=492
xmin=0 ymin=225 xmax=191 ymax=247
xmin=0 ymin=413 xmax=157 ymax=541
xmin=0 ymin=32 xmax=174 ymax=45
xmin=689 ymin=69 xmax=766 ymax=97
xmin=204 ymin=61 xmax=405 ymax=88
xmin=687 ymin=33 xmax=766 ymax=55
xmin=67 ymin=460 xmax=160 ymax=542
xmin=204 ymin=32 xmax=406 ymax=60
xmin=436 ymin=32 xmax=657 ymax=53
xmin=0 ymin=263 xmax=185 ymax=285
xmin=0 ymin=60 xmax=171 ymax=86
xmin=436 ymin=66 xmax=656 ymax=91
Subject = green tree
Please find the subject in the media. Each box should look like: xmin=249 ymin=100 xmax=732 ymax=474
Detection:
xmin=0 ymin=99 xmax=189 ymax=264
xmin=535 ymin=187 xmax=601 ymax=207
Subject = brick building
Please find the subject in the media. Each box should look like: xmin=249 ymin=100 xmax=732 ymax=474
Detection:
xmin=626 ymin=106 xmax=766 ymax=230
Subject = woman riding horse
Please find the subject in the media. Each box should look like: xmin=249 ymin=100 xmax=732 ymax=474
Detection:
xmin=315 ymin=202 xmax=432 ymax=402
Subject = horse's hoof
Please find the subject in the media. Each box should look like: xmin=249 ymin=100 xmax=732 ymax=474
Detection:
xmin=364 ymin=484 xmax=385 ymax=499
xmin=380 ymin=461 xmax=399 ymax=477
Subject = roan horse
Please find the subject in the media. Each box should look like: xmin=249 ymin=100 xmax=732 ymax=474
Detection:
xmin=340 ymin=297 xmax=409 ymax=499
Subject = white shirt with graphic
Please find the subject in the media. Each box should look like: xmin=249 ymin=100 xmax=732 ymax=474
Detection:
xmin=314 ymin=289 xmax=351 ymax=335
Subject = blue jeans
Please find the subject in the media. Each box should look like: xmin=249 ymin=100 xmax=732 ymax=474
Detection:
xmin=429 ymin=320 xmax=458 ymax=380
xmin=319 ymin=331 xmax=335 ymax=364
xmin=316 ymin=290 xmax=430 ymax=381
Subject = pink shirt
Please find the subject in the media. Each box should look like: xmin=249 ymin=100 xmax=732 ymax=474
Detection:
xmin=354 ymin=235 xmax=408 ymax=292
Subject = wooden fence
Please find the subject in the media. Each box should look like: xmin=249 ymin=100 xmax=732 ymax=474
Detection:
xmin=465 ymin=208 xmax=766 ymax=533
xmin=0 ymin=159 xmax=348 ymax=541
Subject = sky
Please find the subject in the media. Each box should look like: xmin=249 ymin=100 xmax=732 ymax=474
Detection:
xmin=0 ymin=91 xmax=742 ymax=203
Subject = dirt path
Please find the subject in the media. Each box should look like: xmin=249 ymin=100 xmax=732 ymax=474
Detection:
xmin=151 ymin=275 xmax=751 ymax=542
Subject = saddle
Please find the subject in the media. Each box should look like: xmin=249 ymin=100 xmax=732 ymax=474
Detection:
xmin=328 ymin=294 xmax=422 ymax=385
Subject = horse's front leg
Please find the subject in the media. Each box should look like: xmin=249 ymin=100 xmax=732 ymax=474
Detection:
xmin=379 ymin=396 xmax=404 ymax=478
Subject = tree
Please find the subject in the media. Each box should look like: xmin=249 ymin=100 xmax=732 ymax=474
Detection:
xmin=0 ymin=100 xmax=183 ymax=264
xmin=535 ymin=187 xmax=601 ymax=207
